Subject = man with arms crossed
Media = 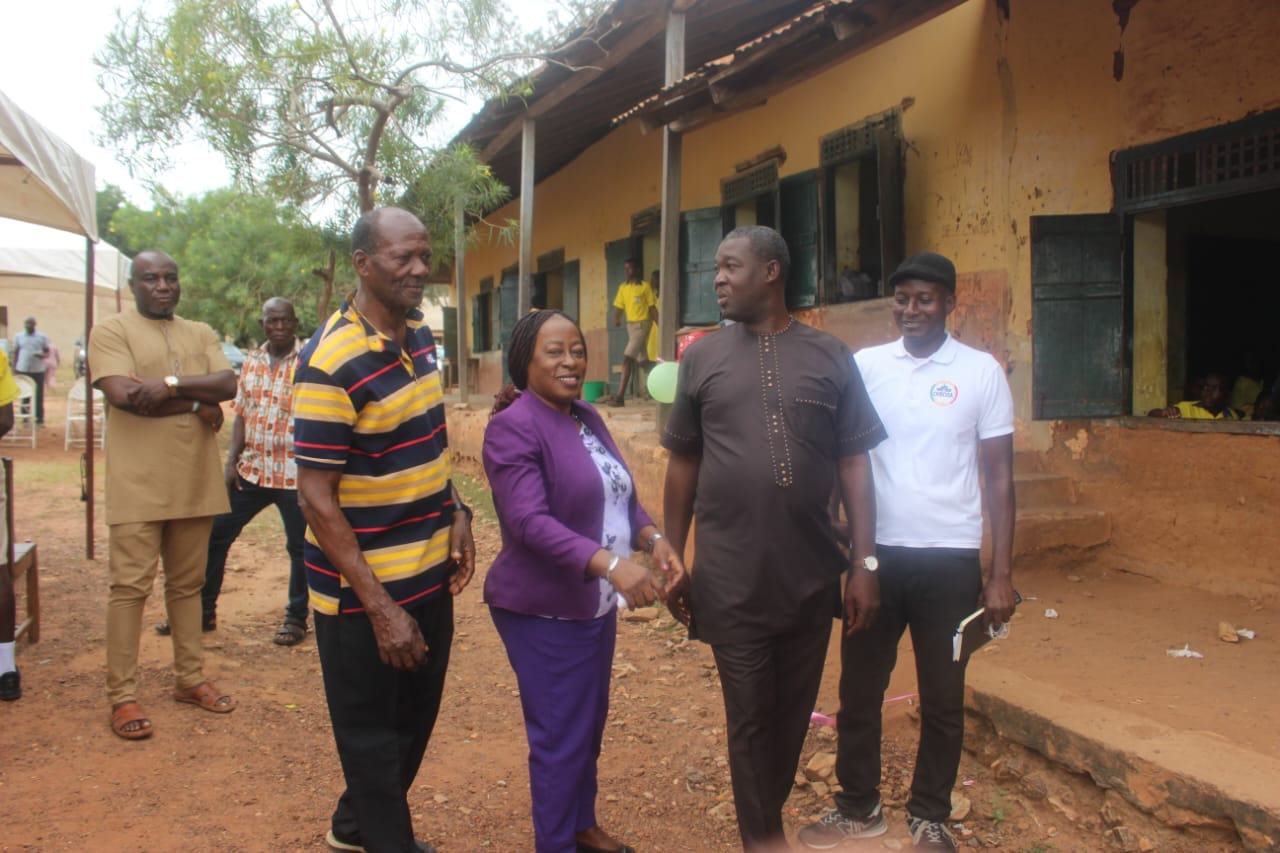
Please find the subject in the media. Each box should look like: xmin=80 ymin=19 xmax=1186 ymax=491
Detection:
xmin=799 ymin=252 xmax=1017 ymax=851
xmin=91 ymin=250 xmax=239 ymax=739
xmin=663 ymin=225 xmax=885 ymax=849
xmin=295 ymin=207 xmax=475 ymax=853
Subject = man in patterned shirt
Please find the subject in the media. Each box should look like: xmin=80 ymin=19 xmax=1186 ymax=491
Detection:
xmin=295 ymin=207 xmax=475 ymax=853
xmin=155 ymin=297 xmax=308 ymax=644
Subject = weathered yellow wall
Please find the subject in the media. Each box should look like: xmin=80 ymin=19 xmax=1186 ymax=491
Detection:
xmin=462 ymin=122 xmax=663 ymax=383
xmin=460 ymin=0 xmax=1280 ymax=417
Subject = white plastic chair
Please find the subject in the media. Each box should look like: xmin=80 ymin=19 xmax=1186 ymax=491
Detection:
xmin=65 ymin=378 xmax=105 ymax=450
xmin=2 ymin=375 xmax=36 ymax=449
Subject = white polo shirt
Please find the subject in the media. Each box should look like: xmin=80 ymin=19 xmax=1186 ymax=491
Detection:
xmin=854 ymin=334 xmax=1014 ymax=549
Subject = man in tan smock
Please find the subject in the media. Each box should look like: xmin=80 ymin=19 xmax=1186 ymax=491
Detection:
xmin=89 ymin=250 xmax=239 ymax=740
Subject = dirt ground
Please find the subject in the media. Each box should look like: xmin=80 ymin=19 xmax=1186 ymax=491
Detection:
xmin=0 ymin=396 xmax=1256 ymax=851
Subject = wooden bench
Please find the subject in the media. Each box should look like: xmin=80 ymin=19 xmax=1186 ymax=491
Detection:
xmin=4 ymin=457 xmax=38 ymax=643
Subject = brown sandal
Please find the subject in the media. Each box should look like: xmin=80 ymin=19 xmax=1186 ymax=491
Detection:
xmin=173 ymin=681 xmax=237 ymax=713
xmin=110 ymin=701 xmax=154 ymax=740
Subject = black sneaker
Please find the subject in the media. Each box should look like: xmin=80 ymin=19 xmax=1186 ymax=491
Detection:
xmin=908 ymin=816 xmax=957 ymax=851
xmin=797 ymin=802 xmax=887 ymax=849
xmin=0 ymin=669 xmax=20 ymax=701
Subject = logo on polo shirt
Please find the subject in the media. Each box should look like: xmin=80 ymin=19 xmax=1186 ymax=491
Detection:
xmin=929 ymin=380 xmax=959 ymax=407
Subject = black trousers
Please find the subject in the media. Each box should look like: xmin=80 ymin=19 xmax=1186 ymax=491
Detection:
xmin=316 ymin=594 xmax=454 ymax=853
xmin=834 ymin=546 xmax=983 ymax=822
xmin=711 ymin=623 xmax=830 ymax=849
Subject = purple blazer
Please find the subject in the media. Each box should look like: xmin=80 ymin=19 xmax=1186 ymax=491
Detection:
xmin=482 ymin=391 xmax=654 ymax=619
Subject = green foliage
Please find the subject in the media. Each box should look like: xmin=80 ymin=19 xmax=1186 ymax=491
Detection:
xmin=96 ymin=183 xmax=131 ymax=250
xmin=398 ymin=142 xmax=514 ymax=265
xmin=94 ymin=0 xmax=581 ymax=215
xmin=106 ymin=187 xmax=343 ymax=341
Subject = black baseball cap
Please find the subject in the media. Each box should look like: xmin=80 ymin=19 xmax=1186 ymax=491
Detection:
xmin=888 ymin=251 xmax=956 ymax=291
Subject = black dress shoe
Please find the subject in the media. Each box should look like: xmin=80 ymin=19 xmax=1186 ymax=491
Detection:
xmin=576 ymin=844 xmax=635 ymax=853
xmin=0 ymin=669 xmax=20 ymax=701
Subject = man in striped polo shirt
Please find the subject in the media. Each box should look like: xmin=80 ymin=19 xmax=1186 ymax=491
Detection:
xmin=294 ymin=207 xmax=475 ymax=853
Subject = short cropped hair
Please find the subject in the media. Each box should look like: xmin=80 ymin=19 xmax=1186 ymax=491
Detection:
xmin=725 ymin=225 xmax=790 ymax=285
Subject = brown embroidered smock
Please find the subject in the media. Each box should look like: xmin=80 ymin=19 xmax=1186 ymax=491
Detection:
xmin=662 ymin=319 xmax=886 ymax=644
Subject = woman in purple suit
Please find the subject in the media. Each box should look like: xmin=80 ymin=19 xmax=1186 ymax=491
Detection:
xmin=483 ymin=310 xmax=685 ymax=853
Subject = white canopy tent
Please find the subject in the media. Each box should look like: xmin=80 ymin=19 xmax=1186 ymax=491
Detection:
xmin=0 ymin=88 xmax=102 ymax=558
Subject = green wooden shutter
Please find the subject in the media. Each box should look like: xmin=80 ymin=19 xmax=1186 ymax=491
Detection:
xmin=442 ymin=306 xmax=457 ymax=363
xmin=1032 ymin=214 xmax=1126 ymax=418
xmin=562 ymin=260 xmax=580 ymax=321
xmin=781 ymin=171 xmax=819 ymax=309
xmin=471 ymin=295 xmax=485 ymax=352
xmin=876 ymin=123 xmax=905 ymax=290
xmin=680 ymin=207 xmax=723 ymax=325
xmin=498 ymin=268 xmax=518 ymax=383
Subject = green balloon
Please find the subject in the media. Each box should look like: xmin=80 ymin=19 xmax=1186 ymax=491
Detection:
xmin=646 ymin=361 xmax=679 ymax=404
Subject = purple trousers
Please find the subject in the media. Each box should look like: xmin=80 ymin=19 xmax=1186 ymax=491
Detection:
xmin=491 ymin=606 xmax=616 ymax=853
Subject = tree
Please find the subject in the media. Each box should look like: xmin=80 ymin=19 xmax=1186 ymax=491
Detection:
xmin=96 ymin=0 xmax=604 ymax=317
xmin=96 ymin=0 xmax=593 ymax=214
xmin=106 ymin=187 xmax=343 ymax=343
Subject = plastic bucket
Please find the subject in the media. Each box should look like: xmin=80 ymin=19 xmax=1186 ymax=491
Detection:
xmin=582 ymin=380 xmax=606 ymax=402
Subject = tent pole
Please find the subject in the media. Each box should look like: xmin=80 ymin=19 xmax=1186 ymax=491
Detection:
xmin=84 ymin=238 xmax=95 ymax=560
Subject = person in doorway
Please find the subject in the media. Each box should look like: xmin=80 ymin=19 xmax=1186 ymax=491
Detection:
xmin=90 ymin=250 xmax=240 ymax=740
xmin=606 ymin=258 xmax=656 ymax=406
xmin=294 ymin=206 xmax=475 ymax=853
xmin=1147 ymin=371 xmax=1242 ymax=420
xmin=154 ymin=297 xmax=308 ymax=644
xmin=646 ymin=269 xmax=661 ymax=364
xmin=12 ymin=316 xmax=49 ymax=425
xmin=662 ymin=225 xmax=885 ymax=849
xmin=484 ymin=308 xmax=684 ymax=853
xmin=0 ymin=348 xmax=20 ymax=700
xmin=798 ymin=251 xmax=1017 ymax=852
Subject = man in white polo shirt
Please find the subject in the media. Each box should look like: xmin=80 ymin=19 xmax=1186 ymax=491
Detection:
xmin=799 ymin=251 xmax=1017 ymax=852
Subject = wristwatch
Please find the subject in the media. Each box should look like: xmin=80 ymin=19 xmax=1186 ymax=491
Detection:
xmin=164 ymin=375 xmax=180 ymax=396
xmin=857 ymin=555 xmax=879 ymax=573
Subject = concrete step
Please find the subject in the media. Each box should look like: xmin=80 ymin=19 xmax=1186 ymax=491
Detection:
xmin=967 ymin=664 xmax=1280 ymax=850
xmin=1014 ymin=471 xmax=1076 ymax=507
xmin=1013 ymin=504 xmax=1111 ymax=555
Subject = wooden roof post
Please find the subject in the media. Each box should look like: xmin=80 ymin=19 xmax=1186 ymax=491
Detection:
xmin=518 ymin=117 xmax=536 ymax=316
xmin=454 ymin=200 xmax=471 ymax=404
xmin=657 ymin=6 xmax=686 ymax=431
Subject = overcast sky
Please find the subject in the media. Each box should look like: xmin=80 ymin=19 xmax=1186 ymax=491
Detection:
xmin=0 ymin=0 xmax=560 ymax=206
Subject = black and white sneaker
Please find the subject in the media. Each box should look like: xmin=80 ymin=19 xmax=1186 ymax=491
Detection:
xmin=797 ymin=802 xmax=888 ymax=849
xmin=907 ymin=816 xmax=957 ymax=851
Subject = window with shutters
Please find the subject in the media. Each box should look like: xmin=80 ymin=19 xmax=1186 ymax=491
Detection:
xmin=820 ymin=112 xmax=905 ymax=304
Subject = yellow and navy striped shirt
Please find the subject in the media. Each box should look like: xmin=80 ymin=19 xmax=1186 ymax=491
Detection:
xmin=293 ymin=299 xmax=457 ymax=616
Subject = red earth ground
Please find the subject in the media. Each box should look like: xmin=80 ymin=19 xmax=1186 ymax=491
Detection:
xmin=0 ymin=394 xmax=1254 ymax=851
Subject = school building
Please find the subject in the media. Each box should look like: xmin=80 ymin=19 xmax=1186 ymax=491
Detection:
xmin=450 ymin=0 xmax=1280 ymax=598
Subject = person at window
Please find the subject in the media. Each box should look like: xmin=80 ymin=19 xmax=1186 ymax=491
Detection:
xmin=606 ymin=257 xmax=657 ymax=406
xmin=662 ymin=226 xmax=885 ymax=849
xmin=1148 ymin=372 xmax=1242 ymax=420
xmin=484 ymin=309 xmax=684 ymax=853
